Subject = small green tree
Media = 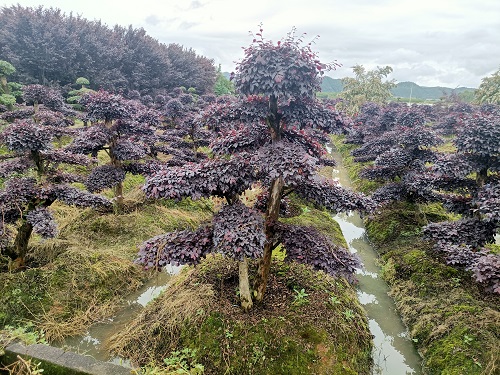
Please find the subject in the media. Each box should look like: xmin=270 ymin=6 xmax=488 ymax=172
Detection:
xmin=0 ymin=93 xmax=16 ymax=109
xmin=458 ymin=90 xmax=475 ymax=103
xmin=0 ymin=60 xmax=16 ymax=93
xmin=0 ymin=60 xmax=17 ymax=110
xmin=214 ymin=65 xmax=235 ymax=96
xmin=474 ymin=67 xmax=500 ymax=104
xmin=339 ymin=64 xmax=396 ymax=116
xmin=67 ymin=77 xmax=93 ymax=109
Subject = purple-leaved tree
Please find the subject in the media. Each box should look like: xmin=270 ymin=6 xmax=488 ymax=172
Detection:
xmin=137 ymin=28 xmax=373 ymax=310
xmin=0 ymin=119 xmax=112 ymax=269
xmin=72 ymin=90 xmax=167 ymax=211
xmin=423 ymin=108 xmax=500 ymax=293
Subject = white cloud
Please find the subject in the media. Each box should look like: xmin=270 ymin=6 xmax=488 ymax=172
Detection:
xmin=1 ymin=0 xmax=499 ymax=87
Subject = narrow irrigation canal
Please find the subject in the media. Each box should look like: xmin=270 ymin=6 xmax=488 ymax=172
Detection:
xmin=60 ymin=264 xmax=182 ymax=365
xmin=329 ymin=147 xmax=423 ymax=375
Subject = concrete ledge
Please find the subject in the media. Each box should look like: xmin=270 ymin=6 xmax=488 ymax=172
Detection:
xmin=1 ymin=342 xmax=133 ymax=375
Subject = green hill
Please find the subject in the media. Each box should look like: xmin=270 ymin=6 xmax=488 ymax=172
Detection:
xmin=391 ymin=81 xmax=475 ymax=100
xmin=320 ymin=76 xmax=476 ymax=100
xmin=223 ymin=74 xmax=476 ymax=100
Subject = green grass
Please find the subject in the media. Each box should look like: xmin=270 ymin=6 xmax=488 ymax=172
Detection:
xmin=0 ymin=180 xmax=213 ymax=341
xmin=108 ymin=257 xmax=373 ymax=375
xmin=106 ymin=198 xmax=373 ymax=375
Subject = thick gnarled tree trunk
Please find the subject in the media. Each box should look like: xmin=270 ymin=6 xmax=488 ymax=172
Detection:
xmin=10 ymin=220 xmax=33 ymax=270
xmin=254 ymin=176 xmax=284 ymax=302
xmin=254 ymin=95 xmax=284 ymax=302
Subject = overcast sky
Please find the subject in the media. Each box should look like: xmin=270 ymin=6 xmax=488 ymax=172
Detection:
xmin=2 ymin=0 xmax=499 ymax=88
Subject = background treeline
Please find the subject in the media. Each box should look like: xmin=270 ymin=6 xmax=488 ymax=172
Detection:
xmin=0 ymin=5 xmax=217 ymax=95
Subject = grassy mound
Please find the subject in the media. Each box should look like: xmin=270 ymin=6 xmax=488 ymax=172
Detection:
xmin=107 ymin=255 xmax=373 ymax=375
xmin=332 ymin=136 xmax=500 ymax=375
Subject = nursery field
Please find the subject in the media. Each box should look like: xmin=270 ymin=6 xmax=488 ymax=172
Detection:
xmin=0 ymin=5 xmax=499 ymax=375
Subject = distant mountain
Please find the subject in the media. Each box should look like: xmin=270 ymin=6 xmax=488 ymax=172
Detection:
xmin=320 ymin=76 xmax=343 ymax=92
xmin=391 ymin=81 xmax=475 ymax=100
xmin=321 ymin=76 xmax=476 ymax=100
xmin=223 ymin=73 xmax=476 ymax=100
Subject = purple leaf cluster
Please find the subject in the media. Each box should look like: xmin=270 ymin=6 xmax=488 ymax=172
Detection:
xmin=428 ymin=242 xmax=499 ymax=294
xmin=431 ymin=153 xmax=474 ymax=179
xmin=136 ymin=226 xmax=214 ymax=269
xmin=199 ymin=95 xmax=268 ymax=132
xmin=123 ymin=160 xmax=165 ymax=176
xmin=34 ymin=109 xmax=74 ymax=128
xmin=276 ymin=223 xmax=361 ymax=283
xmin=46 ymin=185 xmax=112 ymax=209
xmin=397 ymin=108 xmax=426 ymax=128
xmin=253 ymin=141 xmax=318 ymax=185
xmin=133 ymin=107 xmax=162 ymax=126
xmin=474 ymin=183 xmax=500 ymax=221
xmin=295 ymin=176 xmax=374 ymax=213
xmin=80 ymin=90 xmax=132 ymax=123
xmin=1 ymin=120 xmax=52 ymax=152
xmin=164 ymin=98 xmax=185 ymax=119
xmin=26 ymin=207 xmax=58 ymax=239
xmin=355 ymin=102 xmax=381 ymax=127
xmin=370 ymin=183 xmax=406 ymax=204
xmin=22 ymin=84 xmax=48 ymax=105
xmin=40 ymin=149 xmax=91 ymax=166
xmin=455 ymin=112 xmax=500 ymax=158
xmin=46 ymin=171 xmax=85 ymax=184
xmin=471 ymin=254 xmax=500 ymax=294
xmin=0 ymin=157 xmax=31 ymax=178
xmin=351 ymin=133 xmax=396 ymax=162
xmin=423 ymin=218 xmax=497 ymax=249
xmin=281 ymin=99 xmax=347 ymax=134
xmin=233 ymin=26 xmax=338 ymax=100
xmin=201 ymin=94 xmax=216 ymax=104
xmin=143 ymin=155 xmax=255 ymax=200
xmin=213 ymin=202 xmax=265 ymax=260
xmin=112 ymin=139 xmax=148 ymax=161
xmin=361 ymin=148 xmax=413 ymax=180
xmin=178 ymin=93 xmax=194 ymax=105
xmin=85 ymin=165 xmax=126 ymax=193
xmin=282 ymin=126 xmax=327 ymax=158
xmin=68 ymin=124 xmax=112 ymax=155
xmin=0 ymin=177 xmax=38 ymax=222
xmin=211 ymin=122 xmax=269 ymax=156
xmin=0 ymin=107 xmax=35 ymax=121
xmin=437 ymin=243 xmax=488 ymax=268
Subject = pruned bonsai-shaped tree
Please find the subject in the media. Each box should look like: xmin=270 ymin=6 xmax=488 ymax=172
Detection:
xmin=423 ymin=108 xmax=500 ymax=293
xmin=0 ymin=119 xmax=112 ymax=269
xmin=72 ymin=90 xmax=167 ymax=211
xmin=137 ymin=27 xmax=373 ymax=311
xmin=0 ymin=60 xmax=17 ymax=111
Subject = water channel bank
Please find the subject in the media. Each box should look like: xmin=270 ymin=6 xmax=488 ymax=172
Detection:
xmin=60 ymin=264 xmax=182 ymax=363
xmin=331 ymin=138 xmax=500 ymax=374
xmin=329 ymin=149 xmax=423 ymax=375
